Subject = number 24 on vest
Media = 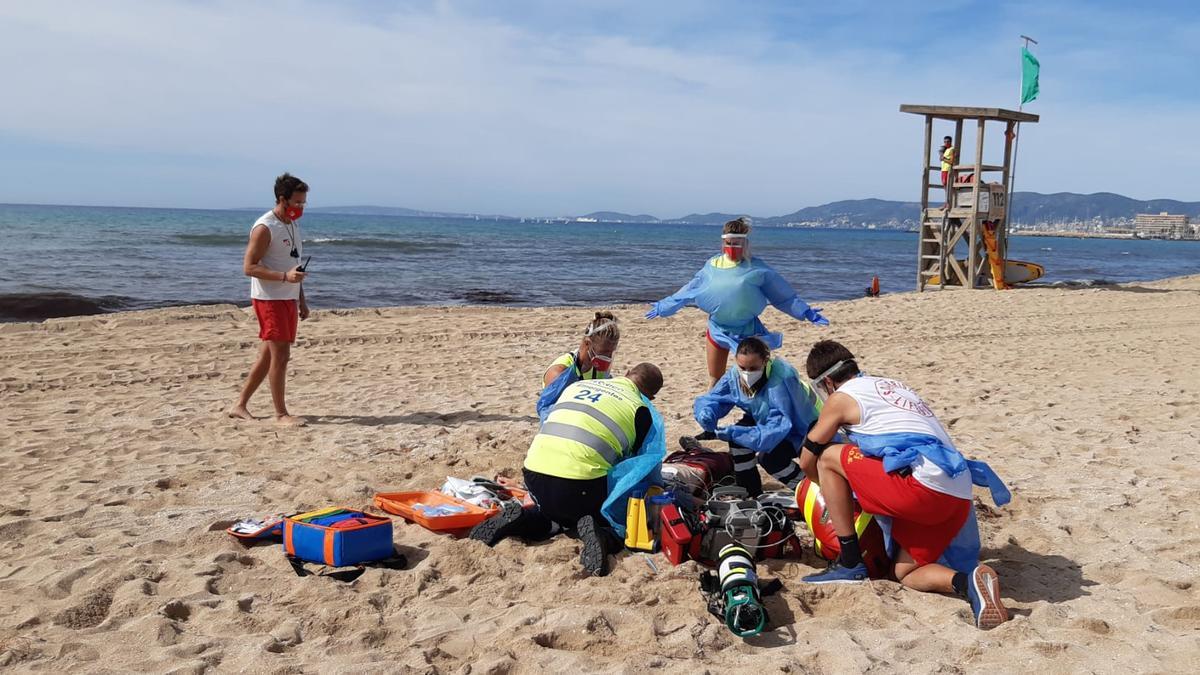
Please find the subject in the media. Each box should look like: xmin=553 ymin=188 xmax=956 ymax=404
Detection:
xmin=573 ymin=389 xmax=604 ymax=403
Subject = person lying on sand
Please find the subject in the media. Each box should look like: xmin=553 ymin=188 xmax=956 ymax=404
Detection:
xmin=470 ymin=363 xmax=664 ymax=577
xmin=798 ymin=340 xmax=1012 ymax=630
xmin=692 ymin=337 xmax=820 ymax=496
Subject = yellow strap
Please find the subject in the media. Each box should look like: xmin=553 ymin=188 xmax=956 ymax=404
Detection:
xmin=801 ymin=482 xmax=874 ymax=556
xmin=801 ymin=484 xmax=823 ymax=556
xmin=854 ymin=512 xmax=874 ymax=537
xmin=292 ymin=506 xmax=342 ymax=522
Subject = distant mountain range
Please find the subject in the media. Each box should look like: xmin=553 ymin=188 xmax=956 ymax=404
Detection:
xmin=308 ymin=191 xmax=1200 ymax=229
xmin=307 ymin=205 xmax=514 ymax=220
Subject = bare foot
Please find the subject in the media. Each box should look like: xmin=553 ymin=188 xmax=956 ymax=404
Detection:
xmin=227 ymin=405 xmax=255 ymax=421
xmin=275 ymin=414 xmax=307 ymax=427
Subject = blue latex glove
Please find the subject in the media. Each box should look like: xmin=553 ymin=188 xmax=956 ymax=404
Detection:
xmin=645 ymin=304 xmax=660 ymax=320
xmin=714 ymin=426 xmax=733 ymax=442
xmin=802 ymin=307 xmax=829 ymax=326
xmin=696 ymin=409 xmax=717 ymax=432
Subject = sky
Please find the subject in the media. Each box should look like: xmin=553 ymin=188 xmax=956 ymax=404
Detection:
xmin=2 ymin=0 xmax=1199 ymax=217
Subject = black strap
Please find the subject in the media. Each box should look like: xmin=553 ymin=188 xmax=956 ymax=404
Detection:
xmin=287 ymin=554 xmax=408 ymax=582
xmin=758 ymin=578 xmax=784 ymax=597
xmin=803 ymin=436 xmax=831 ymax=456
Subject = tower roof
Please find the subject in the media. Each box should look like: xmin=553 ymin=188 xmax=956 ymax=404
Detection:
xmin=899 ymin=105 xmax=1039 ymax=123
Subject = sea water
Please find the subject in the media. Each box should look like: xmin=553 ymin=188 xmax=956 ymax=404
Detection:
xmin=1 ymin=203 xmax=1198 ymax=320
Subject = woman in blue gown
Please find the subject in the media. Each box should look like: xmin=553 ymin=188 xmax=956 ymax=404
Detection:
xmin=646 ymin=217 xmax=828 ymax=386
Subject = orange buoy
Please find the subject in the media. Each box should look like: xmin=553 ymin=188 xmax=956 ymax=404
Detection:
xmin=796 ymin=477 xmax=892 ymax=579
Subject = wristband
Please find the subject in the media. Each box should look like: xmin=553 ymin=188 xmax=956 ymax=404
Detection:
xmin=803 ymin=436 xmax=832 ymax=456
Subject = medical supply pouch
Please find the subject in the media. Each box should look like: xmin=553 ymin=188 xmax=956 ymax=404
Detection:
xmin=226 ymin=517 xmax=283 ymax=542
xmin=660 ymin=502 xmax=701 ymax=565
xmin=283 ymin=507 xmax=394 ymax=567
xmin=665 ymin=444 xmax=735 ymax=487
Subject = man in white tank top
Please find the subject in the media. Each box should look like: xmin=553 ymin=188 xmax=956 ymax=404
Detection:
xmin=226 ymin=173 xmax=310 ymax=427
xmin=796 ymin=340 xmax=1009 ymax=630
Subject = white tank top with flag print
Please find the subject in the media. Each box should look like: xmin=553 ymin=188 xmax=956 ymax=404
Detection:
xmin=249 ymin=210 xmax=301 ymax=301
xmin=837 ymin=376 xmax=973 ymax=499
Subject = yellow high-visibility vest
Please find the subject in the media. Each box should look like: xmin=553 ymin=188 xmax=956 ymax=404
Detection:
xmin=525 ymin=377 xmax=645 ymax=480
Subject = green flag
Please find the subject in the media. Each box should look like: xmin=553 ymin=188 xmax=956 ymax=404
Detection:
xmin=1021 ymin=47 xmax=1040 ymax=104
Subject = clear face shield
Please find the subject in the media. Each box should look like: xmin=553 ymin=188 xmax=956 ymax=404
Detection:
xmin=583 ymin=320 xmax=617 ymax=372
xmin=588 ymin=352 xmax=613 ymax=372
xmin=809 ymin=359 xmax=847 ymax=402
xmin=722 ymin=233 xmax=749 ymax=262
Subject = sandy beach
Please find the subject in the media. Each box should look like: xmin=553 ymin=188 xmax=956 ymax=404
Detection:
xmin=2 ymin=276 xmax=1200 ymax=673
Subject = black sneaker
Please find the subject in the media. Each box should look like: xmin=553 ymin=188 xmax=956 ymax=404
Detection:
xmin=576 ymin=515 xmax=609 ymax=577
xmin=468 ymin=501 xmax=525 ymax=547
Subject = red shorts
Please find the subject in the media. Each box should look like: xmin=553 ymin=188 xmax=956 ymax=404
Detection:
xmin=940 ymin=170 xmax=949 ymax=186
xmin=841 ymin=445 xmax=970 ymax=566
xmin=253 ymin=299 xmax=298 ymax=343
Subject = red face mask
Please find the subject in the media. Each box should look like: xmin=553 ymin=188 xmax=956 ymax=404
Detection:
xmin=590 ymin=354 xmax=613 ymax=372
xmin=285 ymin=206 xmax=304 ymax=221
xmin=723 ymin=244 xmax=744 ymax=261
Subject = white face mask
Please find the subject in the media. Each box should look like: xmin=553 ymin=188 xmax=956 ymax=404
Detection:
xmin=738 ymin=368 xmax=764 ymax=388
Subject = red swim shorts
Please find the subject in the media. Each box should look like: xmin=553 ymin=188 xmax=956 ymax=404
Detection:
xmin=940 ymin=170 xmax=949 ymax=186
xmin=841 ymin=445 xmax=970 ymax=566
xmin=252 ymin=299 xmax=298 ymax=343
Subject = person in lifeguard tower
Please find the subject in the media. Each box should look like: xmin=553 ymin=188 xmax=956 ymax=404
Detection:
xmin=797 ymin=340 xmax=1012 ymax=630
xmin=940 ymin=135 xmax=956 ymax=187
xmin=645 ymin=217 xmax=828 ymax=389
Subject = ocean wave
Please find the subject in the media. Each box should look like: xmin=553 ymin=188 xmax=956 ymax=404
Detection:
xmin=0 ymin=292 xmax=133 ymax=322
xmin=175 ymin=233 xmax=245 ymax=246
xmin=1048 ymin=279 xmax=1119 ymax=288
xmin=304 ymin=238 xmax=463 ymax=252
xmin=175 ymin=233 xmax=461 ymax=252
xmin=455 ymin=289 xmax=525 ymax=304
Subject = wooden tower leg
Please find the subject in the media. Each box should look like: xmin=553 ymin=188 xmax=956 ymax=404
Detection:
xmin=967 ymin=118 xmax=986 ymax=288
xmin=917 ymin=115 xmax=933 ymax=290
xmin=1000 ymin=120 xmax=1015 ymax=260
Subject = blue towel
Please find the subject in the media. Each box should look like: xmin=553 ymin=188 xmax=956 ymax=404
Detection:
xmin=536 ymin=366 xmax=579 ymax=423
xmin=850 ymin=432 xmax=1011 ymax=506
xmin=851 ymin=432 xmax=1009 ymax=574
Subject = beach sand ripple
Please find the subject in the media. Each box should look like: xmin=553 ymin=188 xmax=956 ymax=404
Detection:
xmin=3 ymin=278 xmax=1200 ymax=671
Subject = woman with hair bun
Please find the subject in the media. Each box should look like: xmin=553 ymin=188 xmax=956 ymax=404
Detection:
xmin=537 ymin=312 xmax=621 ymax=420
xmin=647 ymin=217 xmax=828 ymax=387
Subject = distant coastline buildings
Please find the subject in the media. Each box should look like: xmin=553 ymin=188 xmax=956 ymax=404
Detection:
xmin=1134 ymin=212 xmax=1195 ymax=240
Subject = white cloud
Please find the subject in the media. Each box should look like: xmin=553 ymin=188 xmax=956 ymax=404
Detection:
xmin=1 ymin=1 xmax=1197 ymax=213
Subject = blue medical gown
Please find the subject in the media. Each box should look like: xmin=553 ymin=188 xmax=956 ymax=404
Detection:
xmin=600 ymin=395 xmax=666 ymax=536
xmin=650 ymin=256 xmax=816 ymax=350
xmin=692 ymin=357 xmax=821 ymax=453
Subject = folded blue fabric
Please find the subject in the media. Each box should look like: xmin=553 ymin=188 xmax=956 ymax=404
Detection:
xmin=851 ymin=432 xmax=1010 ymax=506
xmin=600 ymin=395 xmax=666 ymax=536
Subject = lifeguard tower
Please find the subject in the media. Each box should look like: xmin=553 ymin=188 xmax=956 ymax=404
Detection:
xmin=899 ymin=105 xmax=1039 ymax=291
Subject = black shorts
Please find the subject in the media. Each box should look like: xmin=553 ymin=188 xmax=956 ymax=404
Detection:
xmin=522 ymin=468 xmax=608 ymax=530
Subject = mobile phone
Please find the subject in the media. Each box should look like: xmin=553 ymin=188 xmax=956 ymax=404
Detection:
xmin=299 ymin=256 xmax=311 ymax=272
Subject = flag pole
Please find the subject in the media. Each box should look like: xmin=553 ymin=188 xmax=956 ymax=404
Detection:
xmin=1007 ymin=35 xmax=1037 ymax=243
